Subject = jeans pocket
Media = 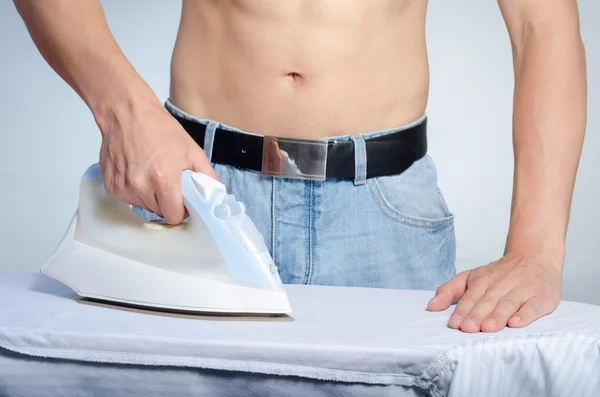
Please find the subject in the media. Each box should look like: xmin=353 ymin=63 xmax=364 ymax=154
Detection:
xmin=366 ymin=155 xmax=454 ymax=229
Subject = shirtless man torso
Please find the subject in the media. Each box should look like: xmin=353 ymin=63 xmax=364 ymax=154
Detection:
xmin=14 ymin=0 xmax=586 ymax=333
xmin=171 ymin=0 xmax=428 ymax=138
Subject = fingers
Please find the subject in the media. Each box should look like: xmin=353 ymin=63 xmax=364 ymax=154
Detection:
xmin=105 ymin=158 xmax=216 ymax=226
xmin=447 ymin=283 xmax=488 ymax=331
xmin=128 ymin=170 xmax=164 ymax=217
xmin=463 ymin=287 xmax=530 ymax=332
xmin=102 ymin=162 xmax=154 ymax=213
xmin=156 ymin=177 xmax=186 ymax=225
xmin=508 ymin=296 xmax=552 ymax=328
xmin=139 ymin=193 xmax=163 ymax=219
xmin=435 ymin=255 xmax=562 ymax=333
xmin=427 ymin=271 xmax=469 ymax=312
xmin=151 ymin=145 xmax=218 ymax=225
xmin=102 ymin=160 xmax=170 ymax=220
xmin=450 ymin=287 xmax=552 ymax=333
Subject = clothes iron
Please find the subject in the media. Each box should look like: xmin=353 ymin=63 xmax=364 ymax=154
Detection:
xmin=41 ymin=163 xmax=292 ymax=316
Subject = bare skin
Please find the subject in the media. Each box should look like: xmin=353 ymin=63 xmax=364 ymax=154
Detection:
xmin=13 ymin=0 xmax=586 ymax=333
xmin=170 ymin=0 xmax=429 ymax=138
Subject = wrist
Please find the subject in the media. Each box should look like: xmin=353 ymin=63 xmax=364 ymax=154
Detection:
xmin=504 ymin=231 xmax=565 ymax=270
xmin=90 ymin=80 xmax=161 ymax=137
xmin=504 ymin=201 xmax=568 ymax=264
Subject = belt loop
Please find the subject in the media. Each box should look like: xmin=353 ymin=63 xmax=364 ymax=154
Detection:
xmin=203 ymin=121 xmax=219 ymax=162
xmin=350 ymin=135 xmax=367 ymax=185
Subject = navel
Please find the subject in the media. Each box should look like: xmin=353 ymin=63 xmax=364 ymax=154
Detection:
xmin=285 ymin=71 xmax=306 ymax=83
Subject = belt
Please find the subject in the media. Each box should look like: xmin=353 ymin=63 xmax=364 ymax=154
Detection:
xmin=170 ymin=111 xmax=427 ymax=181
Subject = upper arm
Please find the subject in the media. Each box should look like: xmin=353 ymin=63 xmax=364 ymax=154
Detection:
xmin=498 ymin=0 xmax=581 ymax=50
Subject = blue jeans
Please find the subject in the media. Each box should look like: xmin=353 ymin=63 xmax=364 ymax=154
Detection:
xmin=135 ymin=99 xmax=456 ymax=291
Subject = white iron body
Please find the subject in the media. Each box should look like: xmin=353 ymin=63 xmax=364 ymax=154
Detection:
xmin=41 ymin=164 xmax=292 ymax=315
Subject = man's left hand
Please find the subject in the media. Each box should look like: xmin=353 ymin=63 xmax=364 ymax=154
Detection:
xmin=426 ymin=253 xmax=563 ymax=332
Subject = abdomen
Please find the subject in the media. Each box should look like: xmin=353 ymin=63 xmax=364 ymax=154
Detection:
xmin=170 ymin=0 xmax=429 ymax=138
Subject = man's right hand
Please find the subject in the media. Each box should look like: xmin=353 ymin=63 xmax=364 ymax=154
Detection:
xmin=99 ymin=101 xmax=218 ymax=225
xmin=12 ymin=1 xmax=217 ymax=225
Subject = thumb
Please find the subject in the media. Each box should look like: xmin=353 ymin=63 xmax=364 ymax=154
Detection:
xmin=427 ymin=270 xmax=470 ymax=311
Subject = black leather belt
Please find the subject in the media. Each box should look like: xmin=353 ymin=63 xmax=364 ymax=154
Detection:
xmin=169 ymin=109 xmax=427 ymax=181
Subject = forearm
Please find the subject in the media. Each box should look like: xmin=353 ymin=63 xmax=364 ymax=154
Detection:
xmin=503 ymin=4 xmax=586 ymax=263
xmin=13 ymin=0 xmax=159 ymax=132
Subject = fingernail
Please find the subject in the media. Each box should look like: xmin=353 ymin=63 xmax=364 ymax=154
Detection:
xmin=512 ymin=315 xmax=521 ymax=323
xmin=464 ymin=317 xmax=476 ymax=325
xmin=483 ymin=318 xmax=496 ymax=326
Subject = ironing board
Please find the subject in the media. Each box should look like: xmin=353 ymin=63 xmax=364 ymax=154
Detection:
xmin=0 ymin=272 xmax=599 ymax=397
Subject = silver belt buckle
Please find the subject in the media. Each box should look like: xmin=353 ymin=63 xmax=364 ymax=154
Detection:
xmin=261 ymin=136 xmax=328 ymax=181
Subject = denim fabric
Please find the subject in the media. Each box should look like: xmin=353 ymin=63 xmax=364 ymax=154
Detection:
xmin=134 ymin=99 xmax=456 ymax=291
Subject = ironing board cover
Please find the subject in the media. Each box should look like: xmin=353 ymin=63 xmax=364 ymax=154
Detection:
xmin=0 ymin=272 xmax=599 ymax=396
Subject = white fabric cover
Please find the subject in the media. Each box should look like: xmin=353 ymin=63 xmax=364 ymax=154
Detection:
xmin=0 ymin=273 xmax=599 ymax=396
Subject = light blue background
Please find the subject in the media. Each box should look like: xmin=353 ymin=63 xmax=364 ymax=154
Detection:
xmin=1 ymin=1 xmax=598 ymax=304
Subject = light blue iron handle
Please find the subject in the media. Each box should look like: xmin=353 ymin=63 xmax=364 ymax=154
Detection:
xmin=180 ymin=169 xmax=282 ymax=287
